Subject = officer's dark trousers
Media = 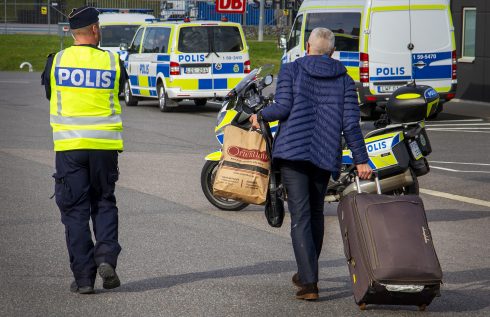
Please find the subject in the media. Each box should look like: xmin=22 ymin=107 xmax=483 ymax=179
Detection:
xmin=278 ymin=159 xmax=331 ymax=285
xmin=53 ymin=150 xmax=121 ymax=287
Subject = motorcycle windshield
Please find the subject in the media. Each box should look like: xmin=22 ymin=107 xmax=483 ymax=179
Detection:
xmin=232 ymin=64 xmax=274 ymax=94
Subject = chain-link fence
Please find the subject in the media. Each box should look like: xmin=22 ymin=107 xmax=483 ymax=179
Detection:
xmin=1 ymin=0 xmax=295 ymax=33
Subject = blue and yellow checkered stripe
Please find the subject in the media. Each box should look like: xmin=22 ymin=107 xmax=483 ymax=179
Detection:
xmin=129 ymin=55 xmax=245 ymax=95
xmin=339 ymin=52 xmax=360 ymax=82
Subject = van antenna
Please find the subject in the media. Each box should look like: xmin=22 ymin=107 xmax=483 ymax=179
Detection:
xmin=408 ymin=0 xmax=416 ymax=86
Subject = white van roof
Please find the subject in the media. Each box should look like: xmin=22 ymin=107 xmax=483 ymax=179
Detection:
xmin=99 ymin=13 xmax=155 ymax=24
xmin=299 ymin=0 xmax=450 ymax=11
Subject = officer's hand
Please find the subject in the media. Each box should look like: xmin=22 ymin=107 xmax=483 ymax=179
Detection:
xmin=356 ymin=163 xmax=373 ymax=180
xmin=249 ymin=114 xmax=260 ymax=129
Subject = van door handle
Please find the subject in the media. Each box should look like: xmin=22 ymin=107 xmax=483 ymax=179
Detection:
xmin=413 ymin=61 xmax=427 ymax=68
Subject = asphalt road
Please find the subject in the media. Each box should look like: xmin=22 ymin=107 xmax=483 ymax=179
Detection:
xmin=0 ymin=72 xmax=489 ymax=316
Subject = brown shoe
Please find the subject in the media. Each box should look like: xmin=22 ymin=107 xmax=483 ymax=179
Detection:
xmin=292 ymin=273 xmax=303 ymax=288
xmin=296 ymin=283 xmax=319 ymax=300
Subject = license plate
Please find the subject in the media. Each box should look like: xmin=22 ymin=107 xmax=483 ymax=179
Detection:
xmin=409 ymin=141 xmax=422 ymax=159
xmin=378 ymin=85 xmax=403 ymax=93
xmin=184 ymin=67 xmax=209 ymax=74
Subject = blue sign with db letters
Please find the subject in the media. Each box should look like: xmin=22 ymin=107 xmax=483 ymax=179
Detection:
xmin=55 ymin=67 xmax=115 ymax=89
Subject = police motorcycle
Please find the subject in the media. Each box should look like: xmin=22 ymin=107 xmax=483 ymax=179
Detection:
xmin=200 ymin=65 xmax=439 ymax=211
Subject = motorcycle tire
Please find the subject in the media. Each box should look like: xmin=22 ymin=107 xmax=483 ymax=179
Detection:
xmin=200 ymin=160 xmax=249 ymax=211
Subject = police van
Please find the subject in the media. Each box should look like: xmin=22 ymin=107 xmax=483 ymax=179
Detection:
xmin=98 ymin=9 xmax=155 ymax=61
xmin=282 ymin=0 xmax=457 ymax=117
xmin=122 ymin=19 xmax=250 ymax=111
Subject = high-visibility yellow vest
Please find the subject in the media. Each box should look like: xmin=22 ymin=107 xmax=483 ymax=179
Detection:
xmin=50 ymin=46 xmax=123 ymax=151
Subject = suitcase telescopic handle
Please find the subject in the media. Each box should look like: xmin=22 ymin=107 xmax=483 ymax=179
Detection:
xmin=355 ymin=172 xmax=382 ymax=195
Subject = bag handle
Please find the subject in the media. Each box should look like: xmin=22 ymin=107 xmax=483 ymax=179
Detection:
xmin=354 ymin=171 xmax=382 ymax=195
xmin=258 ymin=116 xmax=273 ymax=157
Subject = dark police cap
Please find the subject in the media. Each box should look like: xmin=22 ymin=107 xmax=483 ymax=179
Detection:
xmin=68 ymin=6 xmax=99 ymax=29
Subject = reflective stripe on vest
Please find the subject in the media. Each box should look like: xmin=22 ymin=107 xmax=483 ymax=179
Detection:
xmin=50 ymin=114 xmax=122 ymax=125
xmin=49 ymin=46 xmax=123 ymax=151
xmin=54 ymin=51 xmax=64 ymax=116
xmin=53 ymin=130 xmax=122 ymax=141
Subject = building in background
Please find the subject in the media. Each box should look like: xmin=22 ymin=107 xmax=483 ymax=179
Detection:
xmin=451 ymin=0 xmax=490 ymax=102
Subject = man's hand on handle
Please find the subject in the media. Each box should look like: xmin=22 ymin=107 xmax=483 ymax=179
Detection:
xmin=356 ymin=163 xmax=373 ymax=180
xmin=249 ymin=114 xmax=260 ymax=129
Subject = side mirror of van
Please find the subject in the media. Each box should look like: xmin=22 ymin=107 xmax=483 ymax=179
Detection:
xmin=278 ymin=34 xmax=287 ymax=49
xmin=119 ymin=43 xmax=128 ymax=51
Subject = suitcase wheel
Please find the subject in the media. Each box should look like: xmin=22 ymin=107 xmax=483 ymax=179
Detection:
xmin=418 ymin=304 xmax=427 ymax=311
xmin=359 ymin=303 xmax=367 ymax=311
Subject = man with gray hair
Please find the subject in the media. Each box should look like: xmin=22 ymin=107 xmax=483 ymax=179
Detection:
xmin=307 ymin=27 xmax=336 ymax=55
xmin=250 ymin=28 xmax=371 ymax=300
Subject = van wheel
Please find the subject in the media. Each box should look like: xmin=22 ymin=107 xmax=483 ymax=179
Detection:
xmin=194 ymin=98 xmax=207 ymax=106
xmin=157 ymin=83 xmax=171 ymax=112
xmin=124 ymin=80 xmax=138 ymax=107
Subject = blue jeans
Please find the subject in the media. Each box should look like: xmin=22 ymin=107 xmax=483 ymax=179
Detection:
xmin=279 ymin=160 xmax=331 ymax=285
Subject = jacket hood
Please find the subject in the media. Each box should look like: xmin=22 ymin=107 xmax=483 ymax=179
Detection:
xmin=297 ymin=55 xmax=347 ymax=78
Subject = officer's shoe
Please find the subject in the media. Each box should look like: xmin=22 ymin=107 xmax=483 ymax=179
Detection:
xmin=296 ymin=283 xmax=319 ymax=301
xmin=70 ymin=281 xmax=95 ymax=294
xmin=98 ymin=262 xmax=121 ymax=289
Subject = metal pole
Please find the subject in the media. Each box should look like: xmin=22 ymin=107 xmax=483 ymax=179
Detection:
xmin=48 ymin=1 xmax=51 ymax=35
xmin=258 ymin=0 xmax=264 ymax=41
xmin=4 ymin=0 xmax=7 ymax=34
xmin=242 ymin=2 xmax=247 ymax=26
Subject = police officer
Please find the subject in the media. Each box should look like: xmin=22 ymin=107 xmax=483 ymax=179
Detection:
xmin=41 ymin=6 xmax=127 ymax=294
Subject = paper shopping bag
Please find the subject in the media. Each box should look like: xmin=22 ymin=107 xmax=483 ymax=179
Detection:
xmin=213 ymin=125 xmax=271 ymax=205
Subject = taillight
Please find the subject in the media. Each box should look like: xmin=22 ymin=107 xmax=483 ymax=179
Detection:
xmin=446 ymin=93 xmax=455 ymax=100
xmin=452 ymin=50 xmax=457 ymax=80
xmin=170 ymin=61 xmax=180 ymax=75
xmin=244 ymin=60 xmax=251 ymax=73
xmin=360 ymin=53 xmax=369 ymax=83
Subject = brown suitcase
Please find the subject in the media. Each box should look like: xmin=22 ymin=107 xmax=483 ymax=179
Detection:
xmin=337 ymin=176 xmax=442 ymax=311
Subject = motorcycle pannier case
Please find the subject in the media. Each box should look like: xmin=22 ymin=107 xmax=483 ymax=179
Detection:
xmin=386 ymin=85 xmax=440 ymax=123
xmin=337 ymin=187 xmax=442 ymax=310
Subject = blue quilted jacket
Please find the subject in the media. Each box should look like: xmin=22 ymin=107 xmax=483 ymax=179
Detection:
xmin=261 ymin=55 xmax=369 ymax=172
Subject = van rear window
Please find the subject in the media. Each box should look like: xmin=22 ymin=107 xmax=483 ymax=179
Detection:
xmin=304 ymin=13 xmax=361 ymax=52
xmin=178 ymin=26 xmax=243 ymax=53
xmin=100 ymin=25 xmax=140 ymax=47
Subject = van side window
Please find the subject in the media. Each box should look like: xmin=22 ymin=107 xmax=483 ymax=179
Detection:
xmin=305 ymin=13 xmax=361 ymax=52
xmin=288 ymin=15 xmax=303 ymax=50
xmin=129 ymin=28 xmax=144 ymax=54
xmin=142 ymin=27 xmax=172 ymax=53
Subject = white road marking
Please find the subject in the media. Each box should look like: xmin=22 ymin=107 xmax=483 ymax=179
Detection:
xmin=0 ymin=80 xmax=30 ymax=84
xmin=431 ymin=166 xmax=490 ymax=173
xmin=426 ymin=123 xmax=490 ymax=127
xmin=420 ymin=188 xmax=490 ymax=209
xmin=427 ymin=128 xmax=490 ymax=133
xmin=430 ymin=161 xmax=490 ymax=166
xmin=429 ymin=119 xmax=484 ymax=123
xmin=428 ymin=128 xmax=490 ymax=130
